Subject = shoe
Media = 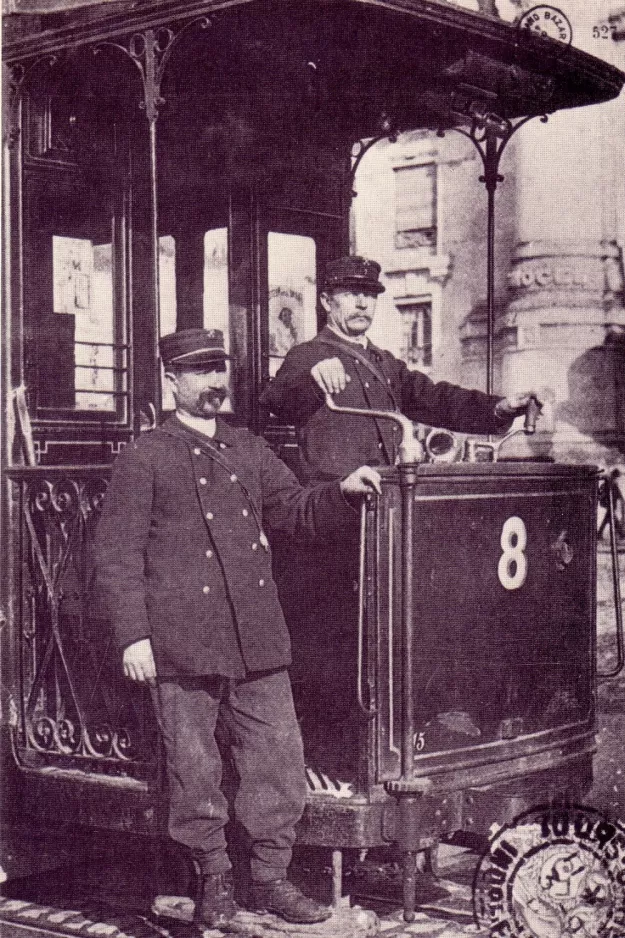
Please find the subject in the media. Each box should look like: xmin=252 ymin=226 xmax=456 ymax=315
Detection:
xmin=252 ymin=879 xmax=332 ymax=924
xmin=194 ymin=871 xmax=237 ymax=929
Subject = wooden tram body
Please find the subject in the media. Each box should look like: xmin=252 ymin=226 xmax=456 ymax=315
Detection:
xmin=1 ymin=0 xmax=624 ymax=911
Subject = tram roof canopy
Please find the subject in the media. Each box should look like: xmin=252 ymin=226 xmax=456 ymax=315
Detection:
xmin=4 ymin=0 xmax=624 ymax=139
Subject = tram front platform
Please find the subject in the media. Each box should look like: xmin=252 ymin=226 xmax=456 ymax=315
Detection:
xmin=0 ymin=842 xmax=484 ymax=938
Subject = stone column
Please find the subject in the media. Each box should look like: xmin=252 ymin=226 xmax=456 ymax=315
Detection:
xmin=499 ymin=1 xmax=625 ymax=462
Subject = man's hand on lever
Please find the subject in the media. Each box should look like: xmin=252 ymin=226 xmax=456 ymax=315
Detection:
xmin=495 ymin=392 xmax=543 ymax=431
xmin=311 ymin=358 xmax=351 ymax=396
xmin=340 ymin=466 xmax=382 ymax=497
xmin=123 ymin=637 xmax=157 ymax=685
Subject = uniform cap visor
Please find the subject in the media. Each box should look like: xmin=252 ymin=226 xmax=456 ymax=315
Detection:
xmin=166 ymin=348 xmax=231 ymax=365
xmin=323 ymin=277 xmax=385 ymax=295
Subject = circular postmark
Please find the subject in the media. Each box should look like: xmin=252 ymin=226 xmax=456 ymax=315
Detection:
xmin=517 ymin=5 xmax=573 ymax=46
xmin=473 ymin=805 xmax=625 ymax=937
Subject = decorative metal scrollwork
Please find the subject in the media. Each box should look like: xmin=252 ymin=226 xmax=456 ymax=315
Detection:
xmin=437 ymin=103 xmax=548 ymax=399
xmin=95 ymin=17 xmax=211 ymax=123
xmin=349 ymin=114 xmax=399 ymax=197
xmin=4 ymin=56 xmax=58 ymax=150
xmin=551 ymin=530 xmax=574 ymax=571
xmin=113 ymin=728 xmax=137 ymax=761
xmin=30 ymin=716 xmax=55 ymax=751
xmin=55 ymin=718 xmax=81 ymax=754
xmin=85 ymin=723 xmax=114 ymax=757
xmin=13 ymin=470 xmax=159 ymax=778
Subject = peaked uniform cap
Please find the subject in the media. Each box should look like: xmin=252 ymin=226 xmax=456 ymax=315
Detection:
xmin=322 ymin=256 xmax=385 ymax=295
xmin=159 ymin=328 xmax=230 ymax=366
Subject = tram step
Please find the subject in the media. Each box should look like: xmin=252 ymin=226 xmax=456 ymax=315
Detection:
xmin=152 ymin=895 xmax=379 ymax=937
xmin=0 ymin=897 xmax=161 ymax=938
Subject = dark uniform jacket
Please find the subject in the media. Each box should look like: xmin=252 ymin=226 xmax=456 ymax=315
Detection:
xmin=95 ymin=415 xmax=352 ymax=678
xmin=261 ymin=325 xmax=510 ymax=481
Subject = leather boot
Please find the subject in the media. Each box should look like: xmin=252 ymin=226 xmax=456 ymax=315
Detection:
xmin=194 ymin=871 xmax=237 ymax=929
xmin=252 ymin=879 xmax=332 ymax=924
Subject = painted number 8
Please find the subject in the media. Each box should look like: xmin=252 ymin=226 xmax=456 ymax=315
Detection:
xmin=498 ymin=516 xmax=528 ymax=590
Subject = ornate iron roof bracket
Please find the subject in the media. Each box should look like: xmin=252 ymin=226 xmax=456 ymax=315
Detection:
xmin=94 ymin=16 xmax=211 ymax=432
xmin=437 ymin=95 xmax=548 ymax=403
xmin=349 ymin=115 xmax=400 ymax=197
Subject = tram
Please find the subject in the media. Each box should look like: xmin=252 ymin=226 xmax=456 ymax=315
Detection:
xmin=2 ymin=0 xmax=624 ymax=923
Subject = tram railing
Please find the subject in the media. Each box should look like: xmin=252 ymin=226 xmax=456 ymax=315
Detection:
xmin=5 ymin=466 xmax=159 ymax=787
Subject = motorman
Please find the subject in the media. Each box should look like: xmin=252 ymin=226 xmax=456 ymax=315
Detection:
xmin=260 ymin=255 xmax=540 ymax=768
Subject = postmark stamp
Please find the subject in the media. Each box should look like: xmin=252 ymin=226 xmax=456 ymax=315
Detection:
xmin=517 ymin=5 xmax=573 ymax=46
xmin=473 ymin=805 xmax=625 ymax=937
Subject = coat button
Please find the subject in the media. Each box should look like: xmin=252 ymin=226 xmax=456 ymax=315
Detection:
xmin=242 ymin=508 xmax=249 ymax=517
xmin=206 ymin=512 xmax=214 ymax=520
xmin=194 ymin=448 xmax=201 ymax=456
xmin=199 ymin=477 xmax=207 ymax=485
xmin=378 ymin=442 xmax=384 ymax=449
xmin=252 ymin=543 xmax=258 ymax=551
xmin=364 ymin=381 xmax=370 ymax=388
xmin=202 ymin=586 xmax=210 ymax=594
xmin=259 ymin=579 xmax=265 ymax=587
xmin=219 ymin=442 xmax=226 ymax=449
xmin=230 ymin=474 xmax=237 ymax=483
xmin=206 ymin=549 xmax=213 ymax=558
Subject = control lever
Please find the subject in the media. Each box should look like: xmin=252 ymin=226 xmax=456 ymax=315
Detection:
xmin=324 ymin=393 xmax=424 ymax=464
xmin=523 ymin=395 xmax=541 ymax=435
xmin=465 ymin=395 xmax=542 ymax=463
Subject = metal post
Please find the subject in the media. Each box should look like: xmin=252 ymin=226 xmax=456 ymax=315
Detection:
xmin=399 ymin=462 xmax=417 ymax=778
xmin=450 ymin=111 xmax=546 ymax=402
xmin=484 ymin=132 xmax=497 ymax=400
xmin=322 ymin=395 xmax=429 ymax=923
xmin=148 ymin=115 xmax=161 ymax=366
xmin=97 ymin=20 xmax=211 ymax=428
xmin=331 ymin=849 xmax=343 ymax=907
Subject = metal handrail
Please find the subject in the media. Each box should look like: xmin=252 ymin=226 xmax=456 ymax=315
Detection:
xmin=357 ymin=503 xmax=377 ymax=718
xmin=324 ymin=393 xmax=424 ymax=464
xmin=598 ymin=474 xmax=624 ymax=679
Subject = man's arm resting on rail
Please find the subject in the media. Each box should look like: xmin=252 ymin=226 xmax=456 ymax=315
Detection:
xmin=308 ymin=355 xmax=539 ymax=431
xmin=259 ymin=435 xmax=380 ymax=539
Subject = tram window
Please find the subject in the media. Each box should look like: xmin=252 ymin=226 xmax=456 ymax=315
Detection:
xmin=160 ymin=229 xmax=232 ymax=413
xmin=159 ymin=236 xmax=177 ymax=337
xmin=203 ymin=228 xmax=232 ymax=413
xmin=50 ymin=235 xmax=125 ymax=414
xmin=159 ymin=235 xmax=177 ymax=412
xmin=203 ymin=229 xmax=229 ymax=338
xmin=267 ymin=233 xmax=317 ymax=377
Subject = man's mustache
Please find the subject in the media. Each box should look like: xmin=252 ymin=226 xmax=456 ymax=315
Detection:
xmin=198 ymin=387 xmax=228 ymax=408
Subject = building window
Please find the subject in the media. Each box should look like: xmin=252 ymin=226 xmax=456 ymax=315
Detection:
xmin=394 ymin=163 xmax=437 ymax=251
xmin=399 ymin=301 xmax=433 ymax=368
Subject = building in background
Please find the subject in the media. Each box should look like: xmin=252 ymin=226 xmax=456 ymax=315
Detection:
xmin=352 ymin=0 xmax=625 ymax=468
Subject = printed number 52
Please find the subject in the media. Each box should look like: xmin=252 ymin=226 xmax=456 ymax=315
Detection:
xmin=498 ymin=516 xmax=528 ymax=590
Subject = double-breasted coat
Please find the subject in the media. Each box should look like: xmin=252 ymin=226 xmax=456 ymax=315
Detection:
xmin=95 ymin=415 xmax=353 ymax=678
xmin=260 ymin=325 xmax=510 ymax=482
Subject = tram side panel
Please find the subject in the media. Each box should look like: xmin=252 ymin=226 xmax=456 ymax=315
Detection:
xmin=369 ymin=463 xmax=597 ymax=812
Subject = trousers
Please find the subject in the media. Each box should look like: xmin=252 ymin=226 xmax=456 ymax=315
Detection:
xmin=152 ymin=667 xmax=306 ymax=882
